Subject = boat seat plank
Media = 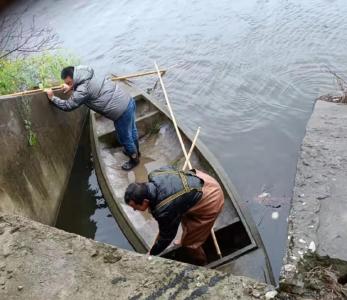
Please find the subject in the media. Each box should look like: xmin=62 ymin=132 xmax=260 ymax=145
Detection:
xmin=95 ymin=110 xmax=160 ymax=138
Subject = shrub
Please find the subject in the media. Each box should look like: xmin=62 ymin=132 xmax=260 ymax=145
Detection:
xmin=0 ymin=52 xmax=78 ymax=95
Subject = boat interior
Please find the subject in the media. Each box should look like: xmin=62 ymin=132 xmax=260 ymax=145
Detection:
xmin=91 ymin=83 xmax=266 ymax=273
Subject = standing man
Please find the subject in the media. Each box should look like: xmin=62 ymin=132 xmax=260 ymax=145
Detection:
xmin=45 ymin=65 xmax=140 ymax=170
xmin=124 ymin=166 xmax=224 ymax=265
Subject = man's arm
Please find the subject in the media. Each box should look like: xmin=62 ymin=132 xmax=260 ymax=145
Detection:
xmin=150 ymin=216 xmax=180 ymax=256
xmin=46 ymin=85 xmax=88 ymax=111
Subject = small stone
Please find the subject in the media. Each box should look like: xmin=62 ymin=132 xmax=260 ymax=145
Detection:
xmin=308 ymin=241 xmax=316 ymax=253
xmin=17 ymin=285 xmax=23 ymax=291
xmin=317 ymin=194 xmax=329 ymax=200
xmin=66 ymin=249 xmax=73 ymax=255
xmin=265 ymin=290 xmax=278 ymax=299
xmin=252 ymin=290 xmax=261 ymax=298
xmin=91 ymin=250 xmax=99 ymax=257
xmin=284 ymin=264 xmax=296 ymax=272
xmin=10 ymin=227 xmax=20 ymax=234
xmin=299 ymin=239 xmax=306 ymax=244
xmin=103 ymin=253 xmax=122 ymax=263
xmin=0 ymin=278 xmax=5 ymax=285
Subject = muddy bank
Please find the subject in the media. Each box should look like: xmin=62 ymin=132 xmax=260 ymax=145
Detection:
xmin=0 ymin=91 xmax=86 ymax=225
xmin=0 ymin=213 xmax=277 ymax=300
xmin=280 ymin=100 xmax=347 ymax=298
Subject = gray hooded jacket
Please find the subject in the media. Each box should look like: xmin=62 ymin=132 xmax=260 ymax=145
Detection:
xmin=52 ymin=65 xmax=131 ymax=121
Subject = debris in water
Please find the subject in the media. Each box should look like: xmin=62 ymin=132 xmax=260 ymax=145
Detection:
xmin=258 ymin=192 xmax=270 ymax=198
xmin=271 ymin=212 xmax=279 ymax=220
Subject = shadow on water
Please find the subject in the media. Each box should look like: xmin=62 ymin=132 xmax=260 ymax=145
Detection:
xmin=56 ymin=121 xmax=133 ymax=251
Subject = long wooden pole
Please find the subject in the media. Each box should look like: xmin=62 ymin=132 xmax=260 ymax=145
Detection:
xmin=183 ymin=127 xmax=201 ymax=171
xmin=154 ymin=61 xmax=222 ymax=259
xmin=2 ymin=70 xmax=166 ymax=98
xmin=154 ymin=62 xmax=191 ymax=169
xmin=7 ymin=85 xmax=63 ymax=97
xmin=111 ymin=69 xmax=166 ymax=81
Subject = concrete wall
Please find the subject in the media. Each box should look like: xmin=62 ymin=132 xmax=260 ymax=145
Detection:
xmin=0 ymin=91 xmax=86 ymax=225
xmin=0 ymin=213 xmax=274 ymax=300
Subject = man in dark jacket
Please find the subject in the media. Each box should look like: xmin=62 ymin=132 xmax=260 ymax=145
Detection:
xmin=45 ymin=65 xmax=140 ymax=170
xmin=124 ymin=166 xmax=224 ymax=265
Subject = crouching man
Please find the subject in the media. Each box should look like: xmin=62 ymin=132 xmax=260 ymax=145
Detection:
xmin=45 ymin=65 xmax=140 ymax=170
xmin=124 ymin=166 xmax=224 ymax=265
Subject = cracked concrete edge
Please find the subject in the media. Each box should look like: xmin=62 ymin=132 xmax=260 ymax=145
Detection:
xmin=0 ymin=213 xmax=275 ymax=300
xmin=280 ymin=100 xmax=347 ymax=290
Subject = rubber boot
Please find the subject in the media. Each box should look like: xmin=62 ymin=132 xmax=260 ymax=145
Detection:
xmin=122 ymin=153 xmax=140 ymax=171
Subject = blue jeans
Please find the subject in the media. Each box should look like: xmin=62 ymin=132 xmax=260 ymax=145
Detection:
xmin=114 ymin=98 xmax=139 ymax=156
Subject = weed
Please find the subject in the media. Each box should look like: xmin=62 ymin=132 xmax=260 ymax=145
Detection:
xmin=0 ymin=52 xmax=78 ymax=95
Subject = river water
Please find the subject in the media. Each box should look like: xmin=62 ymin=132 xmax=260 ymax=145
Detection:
xmin=5 ymin=0 xmax=347 ymax=280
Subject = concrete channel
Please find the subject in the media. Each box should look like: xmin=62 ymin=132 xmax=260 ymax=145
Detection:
xmin=1 ymin=92 xmax=347 ymax=299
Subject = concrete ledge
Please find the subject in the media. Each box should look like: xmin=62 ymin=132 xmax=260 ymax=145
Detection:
xmin=280 ymin=101 xmax=347 ymax=298
xmin=0 ymin=214 xmax=274 ymax=300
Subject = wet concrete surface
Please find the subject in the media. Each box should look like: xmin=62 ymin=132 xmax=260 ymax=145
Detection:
xmin=0 ymin=213 xmax=275 ymax=300
xmin=0 ymin=91 xmax=86 ymax=225
xmin=56 ymin=123 xmax=132 ymax=250
xmin=281 ymin=101 xmax=347 ymax=295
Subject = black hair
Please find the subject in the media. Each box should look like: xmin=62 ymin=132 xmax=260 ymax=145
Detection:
xmin=124 ymin=183 xmax=148 ymax=205
xmin=61 ymin=66 xmax=74 ymax=79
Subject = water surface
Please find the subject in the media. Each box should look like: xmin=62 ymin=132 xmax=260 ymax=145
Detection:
xmin=56 ymin=123 xmax=132 ymax=251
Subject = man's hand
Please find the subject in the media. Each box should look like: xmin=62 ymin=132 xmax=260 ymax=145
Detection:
xmin=62 ymin=83 xmax=72 ymax=94
xmin=45 ymin=89 xmax=54 ymax=101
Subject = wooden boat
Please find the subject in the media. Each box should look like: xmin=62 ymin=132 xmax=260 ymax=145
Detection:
xmin=90 ymin=81 xmax=275 ymax=284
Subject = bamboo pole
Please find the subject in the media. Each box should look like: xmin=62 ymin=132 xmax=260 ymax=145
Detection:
xmin=211 ymin=230 xmax=222 ymax=259
xmin=154 ymin=62 xmax=191 ymax=169
xmin=6 ymin=85 xmax=63 ymax=97
xmin=154 ymin=61 xmax=222 ymax=259
xmin=111 ymin=69 xmax=166 ymax=81
xmin=182 ymin=127 xmax=201 ymax=171
xmin=2 ymin=69 xmax=166 ymax=98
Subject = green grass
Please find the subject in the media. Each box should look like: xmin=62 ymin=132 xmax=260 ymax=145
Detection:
xmin=0 ymin=52 xmax=78 ymax=95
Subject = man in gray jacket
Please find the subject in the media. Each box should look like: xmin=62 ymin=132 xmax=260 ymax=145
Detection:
xmin=45 ymin=65 xmax=140 ymax=170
